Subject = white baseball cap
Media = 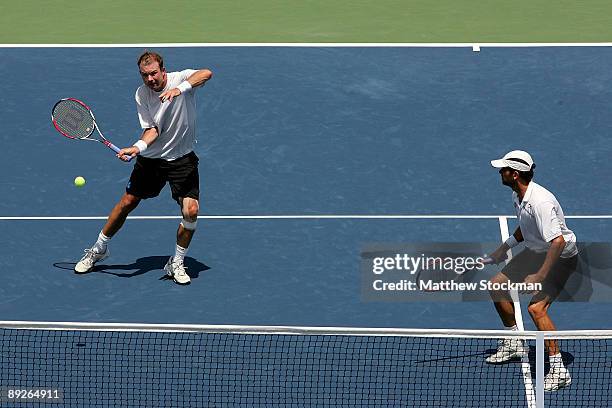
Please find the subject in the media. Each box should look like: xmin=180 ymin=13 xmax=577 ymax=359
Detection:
xmin=490 ymin=150 xmax=535 ymax=172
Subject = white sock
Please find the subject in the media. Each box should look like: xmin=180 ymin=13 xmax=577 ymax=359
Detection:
xmin=504 ymin=325 xmax=521 ymax=346
xmin=174 ymin=245 xmax=187 ymax=264
xmin=549 ymin=353 xmax=565 ymax=370
xmin=93 ymin=231 xmax=111 ymax=253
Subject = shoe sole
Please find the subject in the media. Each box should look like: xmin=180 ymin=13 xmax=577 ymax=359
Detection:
xmin=545 ymin=377 xmax=572 ymax=392
xmin=545 ymin=380 xmax=571 ymax=392
xmin=174 ymin=279 xmax=191 ymax=285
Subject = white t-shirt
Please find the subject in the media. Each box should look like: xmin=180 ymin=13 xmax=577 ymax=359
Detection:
xmin=512 ymin=182 xmax=578 ymax=258
xmin=135 ymin=69 xmax=198 ymax=160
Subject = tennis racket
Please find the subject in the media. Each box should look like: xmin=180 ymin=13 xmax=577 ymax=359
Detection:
xmin=51 ymin=98 xmax=132 ymax=161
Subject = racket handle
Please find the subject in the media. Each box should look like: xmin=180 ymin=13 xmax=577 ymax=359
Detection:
xmin=104 ymin=141 xmax=133 ymax=162
xmin=482 ymin=256 xmax=496 ymax=265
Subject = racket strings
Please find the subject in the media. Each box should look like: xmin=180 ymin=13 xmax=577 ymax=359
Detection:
xmin=52 ymin=100 xmax=95 ymax=139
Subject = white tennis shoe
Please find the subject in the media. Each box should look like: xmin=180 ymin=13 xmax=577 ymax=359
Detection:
xmin=485 ymin=338 xmax=527 ymax=364
xmin=544 ymin=366 xmax=572 ymax=391
xmin=164 ymin=257 xmax=191 ymax=285
xmin=74 ymin=248 xmax=109 ymax=273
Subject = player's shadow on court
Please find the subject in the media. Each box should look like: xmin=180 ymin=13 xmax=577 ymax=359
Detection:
xmin=53 ymin=256 xmax=210 ymax=281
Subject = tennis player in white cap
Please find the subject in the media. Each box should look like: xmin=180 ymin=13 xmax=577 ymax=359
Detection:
xmin=485 ymin=150 xmax=578 ymax=392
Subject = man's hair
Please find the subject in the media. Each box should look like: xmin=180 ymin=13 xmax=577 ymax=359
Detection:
xmin=517 ymin=169 xmax=534 ymax=182
xmin=137 ymin=51 xmax=164 ymax=69
xmin=507 ymin=158 xmax=535 ymax=183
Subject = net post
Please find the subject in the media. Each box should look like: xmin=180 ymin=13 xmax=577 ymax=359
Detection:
xmin=536 ymin=332 xmax=545 ymax=408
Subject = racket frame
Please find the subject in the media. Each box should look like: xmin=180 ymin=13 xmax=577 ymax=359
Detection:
xmin=51 ymin=98 xmax=130 ymax=160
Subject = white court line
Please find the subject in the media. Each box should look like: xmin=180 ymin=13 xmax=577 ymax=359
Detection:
xmin=0 ymin=215 xmax=501 ymax=220
xmin=0 ymin=214 xmax=611 ymax=220
xmin=1 ymin=42 xmax=612 ymax=48
xmin=497 ymin=216 xmax=526 ymax=331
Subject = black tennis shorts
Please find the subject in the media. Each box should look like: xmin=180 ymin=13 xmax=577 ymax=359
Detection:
xmin=501 ymin=247 xmax=578 ymax=301
xmin=126 ymin=151 xmax=199 ymax=204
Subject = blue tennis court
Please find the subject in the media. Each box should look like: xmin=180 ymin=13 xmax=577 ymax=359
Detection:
xmin=0 ymin=46 xmax=610 ymax=406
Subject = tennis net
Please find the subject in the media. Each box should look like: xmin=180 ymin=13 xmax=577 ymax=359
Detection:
xmin=0 ymin=321 xmax=609 ymax=407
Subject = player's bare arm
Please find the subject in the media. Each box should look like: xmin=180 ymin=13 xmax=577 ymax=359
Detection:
xmin=160 ymin=69 xmax=213 ymax=103
xmin=117 ymin=127 xmax=159 ymax=161
xmin=488 ymin=227 xmax=524 ymax=264
xmin=524 ymin=235 xmax=566 ymax=284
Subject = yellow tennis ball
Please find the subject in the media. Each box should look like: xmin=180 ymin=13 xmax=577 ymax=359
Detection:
xmin=74 ymin=176 xmax=86 ymax=187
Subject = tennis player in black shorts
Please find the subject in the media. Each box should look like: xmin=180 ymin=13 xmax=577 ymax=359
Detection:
xmin=75 ymin=51 xmax=213 ymax=285
xmin=500 ymin=248 xmax=578 ymax=304
xmin=127 ymin=152 xmax=200 ymax=204
xmin=486 ymin=150 xmax=578 ymax=392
